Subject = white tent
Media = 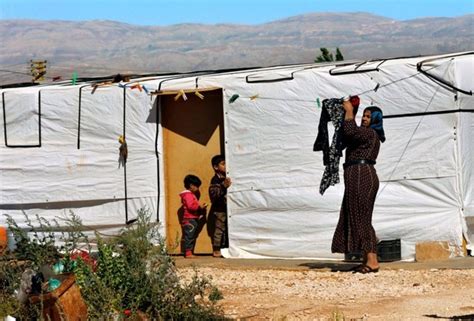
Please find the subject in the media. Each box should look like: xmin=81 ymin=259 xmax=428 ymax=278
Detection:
xmin=1 ymin=51 xmax=473 ymax=260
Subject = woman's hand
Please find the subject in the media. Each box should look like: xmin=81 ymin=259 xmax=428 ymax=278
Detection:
xmin=343 ymin=100 xmax=353 ymax=112
xmin=343 ymin=99 xmax=355 ymax=120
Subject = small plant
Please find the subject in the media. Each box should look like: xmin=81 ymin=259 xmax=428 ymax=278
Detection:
xmin=208 ymin=285 xmax=224 ymax=302
xmin=331 ymin=310 xmax=345 ymax=321
xmin=0 ymin=260 xmax=36 ymax=318
xmin=0 ymin=213 xmax=58 ymax=319
xmin=2 ymin=208 xmax=227 ymax=320
xmin=4 ymin=213 xmax=60 ymax=269
xmin=74 ymin=208 xmax=227 ymax=319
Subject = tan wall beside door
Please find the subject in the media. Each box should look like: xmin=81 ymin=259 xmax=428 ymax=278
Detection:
xmin=161 ymin=89 xmax=224 ymax=254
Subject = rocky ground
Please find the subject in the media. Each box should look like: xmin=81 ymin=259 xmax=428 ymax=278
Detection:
xmin=178 ymin=262 xmax=474 ymax=320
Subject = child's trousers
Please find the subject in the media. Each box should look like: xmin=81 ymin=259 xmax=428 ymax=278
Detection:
xmin=183 ymin=219 xmax=199 ymax=254
xmin=212 ymin=212 xmax=227 ymax=250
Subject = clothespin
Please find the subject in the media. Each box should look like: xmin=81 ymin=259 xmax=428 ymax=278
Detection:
xmin=92 ymin=81 xmax=113 ymax=94
xmin=250 ymin=94 xmax=259 ymax=100
xmin=374 ymin=83 xmax=380 ymax=92
xmin=52 ymin=76 xmax=62 ymax=81
xmin=72 ymin=72 xmax=78 ymax=85
xmin=118 ymin=83 xmax=127 ymax=89
xmin=174 ymin=89 xmax=187 ymax=101
xmin=34 ymin=71 xmax=46 ymax=82
xmin=130 ymin=84 xmax=143 ymax=92
xmin=316 ymin=97 xmax=321 ymax=108
xmin=229 ymin=94 xmax=239 ymax=104
xmin=194 ymin=90 xmax=204 ymax=100
xmin=142 ymin=85 xmax=149 ymax=94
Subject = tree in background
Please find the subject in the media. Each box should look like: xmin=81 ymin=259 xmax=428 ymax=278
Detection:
xmin=315 ymin=47 xmax=344 ymax=62
xmin=335 ymin=48 xmax=344 ymax=61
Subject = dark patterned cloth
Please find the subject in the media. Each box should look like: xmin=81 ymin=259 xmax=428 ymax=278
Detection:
xmin=314 ymin=98 xmax=345 ymax=195
xmin=331 ymin=119 xmax=381 ymax=254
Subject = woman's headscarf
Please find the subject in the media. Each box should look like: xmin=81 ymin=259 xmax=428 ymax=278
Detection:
xmin=364 ymin=106 xmax=386 ymax=143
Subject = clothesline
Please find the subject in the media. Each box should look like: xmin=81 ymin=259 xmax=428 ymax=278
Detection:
xmin=225 ymin=59 xmax=457 ymax=106
xmin=302 ymin=59 xmax=455 ymax=197
xmin=375 ymin=59 xmax=453 ymax=199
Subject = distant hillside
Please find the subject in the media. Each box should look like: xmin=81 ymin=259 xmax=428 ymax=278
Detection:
xmin=0 ymin=13 xmax=473 ymax=84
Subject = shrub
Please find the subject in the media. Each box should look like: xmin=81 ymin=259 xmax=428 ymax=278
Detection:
xmin=1 ymin=209 xmax=227 ymax=320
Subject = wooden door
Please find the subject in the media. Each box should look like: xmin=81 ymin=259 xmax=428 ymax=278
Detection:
xmin=161 ymin=89 xmax=224 ymax=254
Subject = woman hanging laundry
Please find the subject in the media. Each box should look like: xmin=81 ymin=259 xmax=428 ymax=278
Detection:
xmin=331 ymin=100 xmax=386 ymax=274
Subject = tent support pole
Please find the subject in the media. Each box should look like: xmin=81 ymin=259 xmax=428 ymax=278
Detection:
xmin=77 ymin=85 xmax=89 ymax=149
xmin=155 ymin=96 xmax=161 ymax=222
xmin=123 ymin=87 xmax=130 ymax=224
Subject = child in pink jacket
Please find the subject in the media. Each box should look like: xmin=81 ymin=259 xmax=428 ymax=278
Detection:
xmin=179 ymin=175 xmax=207 ymax=258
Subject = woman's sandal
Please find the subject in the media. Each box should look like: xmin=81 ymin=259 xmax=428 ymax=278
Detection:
xmin=353 ymin=265 xmax=379 ymax=274
xmin=349 ymin=263 xmax=365 ymax=272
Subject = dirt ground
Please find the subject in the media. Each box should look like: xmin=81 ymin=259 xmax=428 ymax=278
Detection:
xmin=177 ymin=258 xmax=474 ymax=320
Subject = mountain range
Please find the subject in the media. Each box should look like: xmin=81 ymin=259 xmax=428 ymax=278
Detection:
xmin=0 ymin=12 xmax=473 ymax=84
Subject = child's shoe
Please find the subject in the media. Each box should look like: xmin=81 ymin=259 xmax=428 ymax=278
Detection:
xmin=185 ymin=250 xmax=196 ymax=259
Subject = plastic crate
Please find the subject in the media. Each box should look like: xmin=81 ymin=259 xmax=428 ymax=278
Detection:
xmin=344 ymin=239 xmax=401 ymax=262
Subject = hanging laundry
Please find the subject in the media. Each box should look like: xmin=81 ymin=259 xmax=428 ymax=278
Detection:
xmin=119 ymin=135 xmax=128 ymax=168
xmin=314 ymin=96 xmax=359 ymax=195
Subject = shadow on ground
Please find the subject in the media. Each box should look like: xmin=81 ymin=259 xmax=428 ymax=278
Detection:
xmin=424 ymin=314 xmax=474 ymax=320
xmin=298 ymin=262 xmax=362 ymax=272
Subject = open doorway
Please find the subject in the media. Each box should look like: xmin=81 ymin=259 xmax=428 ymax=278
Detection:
xmin=160 ymin=88 xmax=224 ymax=254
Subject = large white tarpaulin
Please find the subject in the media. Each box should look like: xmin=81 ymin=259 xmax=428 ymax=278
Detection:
xmin=0 ymin=85 xmax=159 ymax=227
xmin=1 ymin=52 xmax=472 ymax=259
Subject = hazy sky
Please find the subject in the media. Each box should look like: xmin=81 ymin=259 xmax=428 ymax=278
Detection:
xmin=0 ymin=0 xmax=473 ymax=25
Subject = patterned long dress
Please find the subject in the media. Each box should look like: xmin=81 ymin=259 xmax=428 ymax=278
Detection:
xmin=331 ymin=119 xmax=381 ymax=254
